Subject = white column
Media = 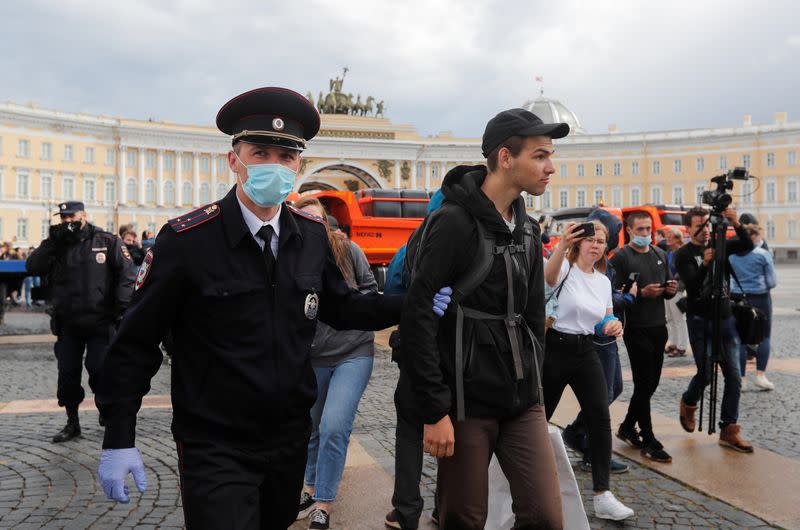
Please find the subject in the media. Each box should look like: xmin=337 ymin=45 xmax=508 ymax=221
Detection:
xmin=175 ymin=152 xmax=183 ymax=207
xmin=411 ymin=161 xmax=418 ymax=189
xmin=118 ymin=146 xmax=127 ymax=206
xmin=394 ymin=160 xmax=401 ymax=188
xmin=138 ymin=149 xmax=146 ymax=205
xmin=424 ymin=161 xmax=431 ymax=190
xmin=193 ymin=153 xmax=200 ymax=206
xmin=211 ymin=155 xmax=218 ymax=201
xmin=156 ymin=150 xmax=164 ymax=206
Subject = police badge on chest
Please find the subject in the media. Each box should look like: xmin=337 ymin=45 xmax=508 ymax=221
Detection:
xmin=304 ymin=291 xmax=319 ymax=320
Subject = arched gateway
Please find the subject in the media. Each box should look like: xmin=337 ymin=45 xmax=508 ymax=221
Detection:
xmin=295 ymin=161 xmax=387 ymax=193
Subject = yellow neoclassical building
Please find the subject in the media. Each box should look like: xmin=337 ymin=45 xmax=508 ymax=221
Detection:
xmin=1 ymin=96 xmax=798 ymax=261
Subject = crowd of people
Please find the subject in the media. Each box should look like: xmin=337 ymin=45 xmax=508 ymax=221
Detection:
xmin=17 ymin=85 xmax=781 ymax=530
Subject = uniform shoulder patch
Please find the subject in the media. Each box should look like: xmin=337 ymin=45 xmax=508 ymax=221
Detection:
xmin=135 ymin=248 xmax=154 ymax=290
xmin=287 ymin=204 xmax=325 ymax=224
xmin=168 ymin=203 xmax=220 ymax=233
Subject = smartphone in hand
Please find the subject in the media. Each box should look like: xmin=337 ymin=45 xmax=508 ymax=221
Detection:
xmin=623 ymin=272 xmax=640 ymax=293
xmin=575 ymin=222 xmax=596 ymax=237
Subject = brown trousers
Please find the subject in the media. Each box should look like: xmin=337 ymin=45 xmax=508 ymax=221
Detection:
xmin=436 ymin=405 xmax=563 ymax=530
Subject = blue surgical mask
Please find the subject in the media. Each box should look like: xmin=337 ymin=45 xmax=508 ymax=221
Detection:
xmin=235 ymin=152 xmax=297 ymax=207
xmin=632 ymin=235 xmax=651 ymax=247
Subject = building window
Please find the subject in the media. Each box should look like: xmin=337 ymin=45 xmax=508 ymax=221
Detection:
xmin=695 ymin=182 xmax=706 ymax=204
xmin=182 ymin=182 xmax=193 ymax=205
xmin=576 ymin=189 xmax=586 ymax=208
xmin=612 ymin=186 xmax=622 ymax=207
xmin=165 ymin=153 xmax=175 ymax=170
xmin=147 ymin=222 xmax=157 ymax=233
xmin=673 ymin=185 xmax=684 ymax=204
xmin=126 ymin=178 xmax=137 ymax=203
xmin=595 ymin=163 xmax=603 ymax=177
xmin=41 ymin=219 xmax=49 ymax=241
xmin=85 ymin=147 xmax=95 ymax=164
xmin=789 ymin=152 xmax=797 ymax=167
xmin=431 ymin=164 xmax=440 ymax=181
xmin=16 ymin=172 xmax=29 ymax=199
xmin=719 ymin=155 xmax=727 ymax=169
xmin=631 ymin=161 xmax=640 ymax=176
xmin=41 ymin=174 xmax=52 ymax=199
xmin=651 ymin=186 xmax=662 ymax=204
xmin=765 ymin=180 xmax=776 ymax=203
xmin=145 ymin=179 xmax=156 ymax=203
xmin=217 ymin=157 xmax=228 ymax=175
xmin=740 ymin=180 xmax=753 ymax=205
xmin=106 ymin=220 xmax=115 ymax=233
xmin=766 ymin=220 xmax=775 ymax=240
xmin=18 ymin=139 xmax=30 ymax=158
xmin=127 ymin=150 xmax=137 ymax=168
xmin=146 ymin=151 xmax=156 ymax=169
xmin=613 ymin=162 xmax=621 ymax=177
xmin=84 ymin=178 xmax=96 ymax=202
xmin=105 ymin=180 xmax=116 ymax=203
xmin=106 ymin=149 xmax=116 ymax=166
xmin=64 ymin=145 xmax=73 ymax=162
xmin=16 ymin=218 xmax=28 ymax=241
xmin=652 ymin=161 xmax=661 ymax=175
xmin=631 ymin=187 xmax=641 ymax=206
xmin=62 ymin=176 xmax=75 ymax=200
xmin=696 ymin=157 xmax=705 ymax=172
xmin=577 ymin=164 xmax=585 ymax=177
xmin=542 ymin=190 xmax=551 ymax=209
xmin=766 ymin=152 xmax=775 ymax=168
xmin=200 ymin=183 xmax=210 ymax=204
xmin=164 ymin=181 xmax=175 ymax=204
xmin=743 ymin=154 xmax=751 ymax=169
xmin=673 ymin=159 xmax=682 ymax=174
xmin=201 ymin=156 xmax=210 ymax=173
xmin=789 ymin=220 xmax=798 ymax=240
xmin=594 ymin=188 xmax=604 ymax=205
xmin=559 ymin=189 xmax=568 ymax=208
xmin=559 ymin=164 xmax=567 ymax=178
xmin=41 ymin=142 xmax=52 ymax=160
xmin=788 ymin=179 xmax=798 ymax=203
xmin=182 ymin=156 xmax=192 ymax=172
xmin=216 ymin=183 xmax=228 ymax=199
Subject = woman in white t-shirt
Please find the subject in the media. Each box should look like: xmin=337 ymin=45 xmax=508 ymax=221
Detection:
xmin=543 ymin=220 xmax=634 ymax=522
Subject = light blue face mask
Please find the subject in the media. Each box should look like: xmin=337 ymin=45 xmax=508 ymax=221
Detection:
xmin=632 ymin=235 xmax=651 ymax=247
xmin=235 ymin=152 xmax=297 ymax=207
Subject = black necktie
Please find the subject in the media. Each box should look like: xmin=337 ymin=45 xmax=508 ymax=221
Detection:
xmin=256 ymin=225 xmax=276 ymax=281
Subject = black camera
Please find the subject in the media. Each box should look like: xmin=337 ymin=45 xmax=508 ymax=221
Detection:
xmin=701 ymin=167 xmax=750 ymax=214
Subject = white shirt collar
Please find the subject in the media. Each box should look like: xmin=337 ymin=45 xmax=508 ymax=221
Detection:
xmin=236 ymin=194 xmax=281 ymax=245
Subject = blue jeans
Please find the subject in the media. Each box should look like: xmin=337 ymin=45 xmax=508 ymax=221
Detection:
xmin=304 ymin=355 xmax=374 ymax=502
xmin=22 ymin=276 xmax=40 ymax=307
xmin=683 ymin=315 xmax=741 ymax=426
xmin=738 ymin=293 xmax=772 ymax=374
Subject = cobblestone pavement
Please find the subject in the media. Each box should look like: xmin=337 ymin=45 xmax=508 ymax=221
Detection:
xmin=2 ymin=267 xmax=798 ymax=528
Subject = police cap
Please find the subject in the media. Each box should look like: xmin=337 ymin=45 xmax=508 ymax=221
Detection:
xmin=54 ymin=200 xmax=85 ymax=215
xmin=216 ymin=87 xmax=321 ymax=151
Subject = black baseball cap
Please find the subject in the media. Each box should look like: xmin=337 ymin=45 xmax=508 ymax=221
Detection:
xmin=481 ymin=108 xmax=570 ymax=157
xmin=54 ymin=201 xmax=85 ymax=215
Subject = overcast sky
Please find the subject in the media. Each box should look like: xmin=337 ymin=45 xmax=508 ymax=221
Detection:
xmin=2 ymin=0 xmax=798 ymax=137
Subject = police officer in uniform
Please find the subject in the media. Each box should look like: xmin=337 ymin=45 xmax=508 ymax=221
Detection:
xmin=95 ymin=88 xmax=447 ymax=530
xmin=26 ymin=201 xmax=136 ymax=443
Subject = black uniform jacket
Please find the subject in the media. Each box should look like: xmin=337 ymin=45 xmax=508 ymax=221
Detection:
xmin=26 ymin=224 xmax=136 ymax=333
xmin=398 ymin=165 xmax=545 ymax=425
xmin=96 ymin=187 xmax=403 ymax=449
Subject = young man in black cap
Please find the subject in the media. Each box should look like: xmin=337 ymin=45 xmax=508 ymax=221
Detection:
xmin=400 ymin=109 xmax=567 ymax=529
xmin=26 ymin=201 xmax=136 ymax=443
xmin=94 ymin=87 xmax=449 ymax=530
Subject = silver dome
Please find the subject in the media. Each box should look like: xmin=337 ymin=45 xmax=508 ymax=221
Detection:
xmin=521 ymin=96 xmax=585 ymax=134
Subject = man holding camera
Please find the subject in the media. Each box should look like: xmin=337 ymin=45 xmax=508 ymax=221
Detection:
xmin=674 ymin=206 xmax=754 ymax=452
xmin=610 ymin=212 xmax=677 ymax=463
xmin=26 ymin=201 xmax=136 ymax=443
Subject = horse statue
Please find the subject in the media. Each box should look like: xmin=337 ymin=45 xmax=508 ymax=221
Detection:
xmin=362 ymin=96 xmax=375 ymax=116
xmin=317 ymin=91 xmax=325 ymax=112
xmin=375 ymin=100 xmax=385 ymax=118
xmin=352 ymin=95 xmax=364 ymax=116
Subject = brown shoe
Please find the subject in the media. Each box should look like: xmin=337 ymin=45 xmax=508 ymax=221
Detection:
xmin=719 ymin=424 xmax=754 ymax=453
xmin=679 ymin=399 xmax=697 ymax=433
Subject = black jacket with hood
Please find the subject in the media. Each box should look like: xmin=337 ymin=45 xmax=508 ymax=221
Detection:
xmin=398 ymin=165 xmax=545 ymax=424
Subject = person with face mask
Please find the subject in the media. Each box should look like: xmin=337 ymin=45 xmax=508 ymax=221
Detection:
xmin=93 ymin=87 xmax=451 ymax=530
xmin=25 ymin=201 xmax=137 ymax=443
xmin=121 ymin=231 xmax=145 ymax=266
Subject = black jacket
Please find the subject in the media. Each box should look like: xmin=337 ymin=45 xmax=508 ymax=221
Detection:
xmin=26 ymin=224 xmax=136 ymax=333
xmin=399 ymin=165 xmax=545 ymax=425
xmin=95 ymin=187 xmax=403 ymax=449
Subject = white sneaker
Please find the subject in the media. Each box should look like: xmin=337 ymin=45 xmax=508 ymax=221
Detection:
xmin=754 ymin=374 xmax=775 ymax=390
xmin=741 ymin=378 xmax=748 ymax=391
xmin=594 ymin=491 xmax=635 ymax=521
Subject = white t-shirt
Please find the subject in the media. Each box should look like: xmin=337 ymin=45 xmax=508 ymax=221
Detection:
xmin=551 ymin=260 xmax=613 ymax=335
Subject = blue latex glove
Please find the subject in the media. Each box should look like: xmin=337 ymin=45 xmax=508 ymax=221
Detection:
xmin=98 ymin=448 xmax=147 ymax=503
xmin=433 ymin=286 xmax=453 ymax=317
